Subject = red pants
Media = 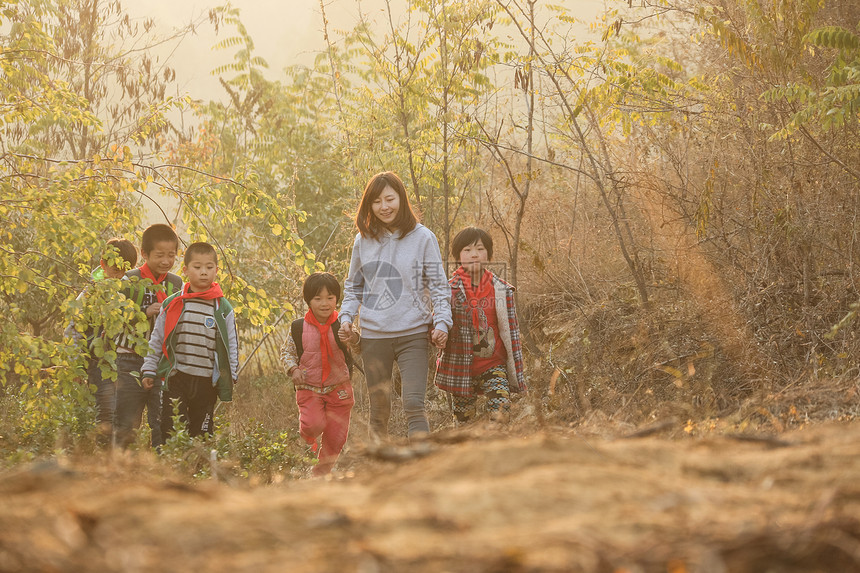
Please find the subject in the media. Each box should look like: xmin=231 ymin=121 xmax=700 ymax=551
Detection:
xmin=296 ymin=383 xmax=354 ymax=476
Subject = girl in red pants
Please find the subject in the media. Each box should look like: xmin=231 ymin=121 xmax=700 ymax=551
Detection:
xmin=281 ymin=272 xmax=358 ymax=476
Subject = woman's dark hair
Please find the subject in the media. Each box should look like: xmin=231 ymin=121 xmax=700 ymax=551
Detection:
xmin=451 ymin=227 xmax=494 ymax=262
xmin=303 ymin=272 xmax=342 ymax=305
xmin=356 ymin=171 xmax=419 ymax=239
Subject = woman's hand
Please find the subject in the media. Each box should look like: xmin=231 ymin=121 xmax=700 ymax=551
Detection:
xmin=338 ymin=321 xmax=353 ymax=341
xmin=430 ymin=328 xmax=448 ymax=349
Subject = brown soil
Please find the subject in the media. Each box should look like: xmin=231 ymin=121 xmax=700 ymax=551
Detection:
xmin=2 ymin=421 xmax=860 ymax=573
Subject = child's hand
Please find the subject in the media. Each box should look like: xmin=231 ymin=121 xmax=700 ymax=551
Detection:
xmin=430 ymin=329 xmax=448 ymax=349
xmin=290 ymin=367 xmax=306 ymax=385
xmin=145 ymin=302 xmax=161 ymax=317
xmin=338 ymin=321 xmax=353 ymax=342
xmin=141 ymin=377 xmax=155 ymax=390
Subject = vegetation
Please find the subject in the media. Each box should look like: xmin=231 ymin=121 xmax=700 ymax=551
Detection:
xmin=1 ymin=0 xmax=858 ymax=481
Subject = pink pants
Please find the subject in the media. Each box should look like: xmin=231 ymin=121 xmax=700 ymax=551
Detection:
xmin=295 ymin=383 xmax=355 ymax=476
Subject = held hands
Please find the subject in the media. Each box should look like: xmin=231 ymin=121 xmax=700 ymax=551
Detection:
xmin=141 ymin=377 xmax=155 ymax=390
xmin=145 ymin=302 xmax=161 ymax=318
xmin=338 ymin=321 xmax=357 ymax=343
xmin=430 ymin=328 xmax=448 ymax=349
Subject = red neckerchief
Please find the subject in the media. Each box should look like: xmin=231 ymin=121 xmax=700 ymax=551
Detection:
xmin=455 ymin=267 xmax=494 ymax=331
xmin=162 ymin=282 xmax=224 ymax=360
xmin=138 ymin=263 xmax=169 ymax=303
xmin=305 ymin=309 xmax=338 ymax=382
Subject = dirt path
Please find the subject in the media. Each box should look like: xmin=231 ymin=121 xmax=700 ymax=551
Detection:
xmin=2 ymin=421 xmax=860 ymax=572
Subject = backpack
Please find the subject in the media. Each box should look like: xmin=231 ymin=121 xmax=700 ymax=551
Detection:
xmin=124 ymin=268 xmax=183 ymax=308
xmin=290 ymin=318 xmax=360 ymax=376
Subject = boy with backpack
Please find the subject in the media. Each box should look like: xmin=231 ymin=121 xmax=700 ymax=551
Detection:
xmin=115 ymin=224 xmax=183 ymax=449
xmin=141 ymin=241 xmax=239 ymax=442
xmin=281 ymin=272 xmax=358 ymax=477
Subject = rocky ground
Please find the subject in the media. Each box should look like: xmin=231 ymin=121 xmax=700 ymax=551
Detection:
xmin=2 ymin=420 xmax=860 ymax=572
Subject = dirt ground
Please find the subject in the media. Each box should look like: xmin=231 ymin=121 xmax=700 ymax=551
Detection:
xmin=2 ymin=419 xmax=860 ymax=573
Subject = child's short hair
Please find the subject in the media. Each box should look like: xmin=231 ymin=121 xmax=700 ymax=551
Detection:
xmin=183 ymin=242 xmax=218 ymax=266
xmin=451 ymin=227 xmax=494 ymax=262
xmin=303 ymin=272 xmax=342 ymax=305
xmin=103 ymin=238 xmax=138 ymax=270
xmin=141 ymin=223 xmax=179 ymax=255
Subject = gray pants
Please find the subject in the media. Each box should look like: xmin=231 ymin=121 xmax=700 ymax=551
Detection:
xmin=361 ymin=333 xmax=430 ymax=438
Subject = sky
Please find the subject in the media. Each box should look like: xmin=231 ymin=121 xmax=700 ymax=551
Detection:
xmin=125 ymin=0 xmax=605 ymax=103
xmin=124 ymin=0 xmax=412 ymax=101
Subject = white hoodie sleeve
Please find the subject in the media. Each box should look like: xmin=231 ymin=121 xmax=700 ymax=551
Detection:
xmin=339 ymin=234 xmax=364 ymax=324
xmin=423 ymin=231 xmax=453 ymax=333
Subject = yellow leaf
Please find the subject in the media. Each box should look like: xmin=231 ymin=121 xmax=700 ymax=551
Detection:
xmin=272 ymin=224 xmax=283 ymax=236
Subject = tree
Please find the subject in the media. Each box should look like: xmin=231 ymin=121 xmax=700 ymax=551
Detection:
xmin=0 ymin=0 xmax=172 ymax=450
xmin=325 ymin=0 xmax=497 ymax=255
xmin=165 ymin=7 xmax=328 ymax=370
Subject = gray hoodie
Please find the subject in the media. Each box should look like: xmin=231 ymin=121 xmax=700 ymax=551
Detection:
xmin=340 ymin=224 xmax=452 ymax=339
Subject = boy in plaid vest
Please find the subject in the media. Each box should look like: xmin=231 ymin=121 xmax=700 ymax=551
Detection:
xmin=434 ymin=227 xmax=526 ymax=422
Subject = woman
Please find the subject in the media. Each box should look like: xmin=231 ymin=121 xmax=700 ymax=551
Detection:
xmin=338 ymin=171 xmax=452 ymax=440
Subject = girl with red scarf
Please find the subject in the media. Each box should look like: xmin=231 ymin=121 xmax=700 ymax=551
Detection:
xmin=281 ymin=272 xmax=358 ymax=477
xmin=434 ymin=227 xmax=527 ymax=423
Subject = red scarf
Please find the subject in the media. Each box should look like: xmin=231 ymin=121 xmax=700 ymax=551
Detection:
xmin=455 ymin=267 xmax=495 ymax=331
xmin=305 ymin=309 xmax=338 ymax=382
xmin=162 ymin=282 xmax=225 ymax=360
xmin=139 ymin=263 xmax=170 ymax=303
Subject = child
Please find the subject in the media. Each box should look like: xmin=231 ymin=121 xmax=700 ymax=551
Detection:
xmin=338 ymin=171 xmax=452 ymax=441
xmin=66 ymin=238 xmax=138 ymax=446
xmin=434 ymin=227 xmax=526 ymax=422
xmin=281 ymin=272 xmax=358 ymax=476
xmin=114 ymin=223 xmax=183 ymax=449
xmin=141 ymin=241 xmax=239 ymax=442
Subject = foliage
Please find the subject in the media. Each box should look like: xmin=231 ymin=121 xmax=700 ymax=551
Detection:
xmin=324 ymin=0 xmax=498 ymax=251
xmin=0 ymin=1 xmax=317 ymax=454
xmin=0 ymin=0 xmax=157 ymax=392
xmin=234 ymin=422 xmax=311 ymax=482
xmin=164 ymin=7 xmax=338 ymax=359
xmin=764 ymin=24 xmax=860 ymax=138
xmin=156 ymin=413 xmax=311 ymax=483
